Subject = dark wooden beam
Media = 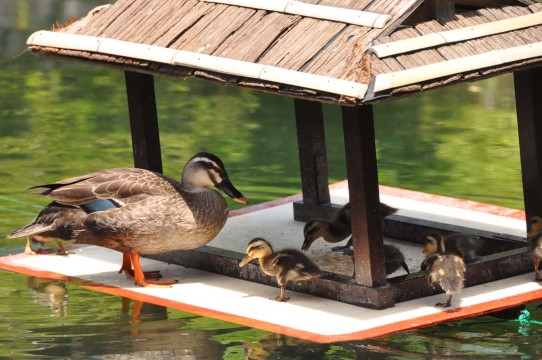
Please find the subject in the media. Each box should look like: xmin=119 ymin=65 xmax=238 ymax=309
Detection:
xmin=150 ymin=246 xmax=395 ymax=309
xmin=342 ymin=105 xmax=388 ymax=288
xmin=514 ymin=67 xmax=542 ymax=230
xmin=125 ymin=71 xmax=163 ymax=173
xmin=293 ymin=99 xmax=335 ymax=221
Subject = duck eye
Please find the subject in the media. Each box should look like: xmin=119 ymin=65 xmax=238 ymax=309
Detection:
xmin=199 ymin=161 xmax=213 ymax=170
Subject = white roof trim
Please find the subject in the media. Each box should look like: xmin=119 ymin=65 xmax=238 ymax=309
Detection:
xmin=371 ymin=11 xmax=542 ymax=58
xmin=373 ymin=41 xmax=542 ymax=92
xmin=202 ymin=0 xmax=391 ymax=28
xmin=27 ymin=30 xmax=368 ymax=99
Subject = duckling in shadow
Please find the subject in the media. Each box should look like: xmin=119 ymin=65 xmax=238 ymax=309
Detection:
xmin=382 ymin=244 xmax=410 ymax=275
xmin=301 ymin=202 xmax=398 ymax=253
xmin=239 ymin=237 xmax=323 ymax=302
xmin=423 ymin=232 xmax=484 ymax=263
xmin=301 ymin=202 xmax=408 ymax=275
xmin=527 ymin=216 xmax=542 ymax=281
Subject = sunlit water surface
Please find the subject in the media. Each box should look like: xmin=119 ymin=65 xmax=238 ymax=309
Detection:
xmin=2 ymin=1 xmax=541 ymax=358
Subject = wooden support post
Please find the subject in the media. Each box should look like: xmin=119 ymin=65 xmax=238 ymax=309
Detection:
xmin=125 ymin=71 xmax=163 ymax=173
xmin=293 ymin=99 xmax=336 ymax=221
xmin=342 ymin=105 xmax=387 ymax=287
xmin=515 ymin=67 xmax=542 ymax=229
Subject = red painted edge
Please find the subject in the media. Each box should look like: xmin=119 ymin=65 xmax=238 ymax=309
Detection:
xmin=1 ymin=184 xmax=529 ymax=343
xmin=231 ymin=182 xmax=526 ymax=220
xmin=2 ymin=253 xmax=541 ymax=343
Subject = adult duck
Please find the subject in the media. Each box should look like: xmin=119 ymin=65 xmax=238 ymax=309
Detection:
xmin=10 ymin=152 xmax=248 ymax=287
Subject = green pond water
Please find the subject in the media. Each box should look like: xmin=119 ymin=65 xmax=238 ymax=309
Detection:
xmin=2 ymin=0 xmax=541 ymax=358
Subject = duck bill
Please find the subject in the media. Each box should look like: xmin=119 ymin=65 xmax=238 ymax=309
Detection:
xmin=239 ymin=255 xmax=253 ymax=267
xmin=216 ymin=178 xmax=249 ymax=204
xmin=301 ymin=238 xmax=312 ymax=252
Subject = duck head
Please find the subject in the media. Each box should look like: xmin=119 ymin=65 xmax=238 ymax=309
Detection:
xmin=182 ymin=152 xmax=248 ymax=204
xmin=423 ymin=233 xmax=445 ymax=254
xmin=301 ymin=220 xmax=327 ymax=251
xmin=239 ymin=237 xmax=272 ymax=266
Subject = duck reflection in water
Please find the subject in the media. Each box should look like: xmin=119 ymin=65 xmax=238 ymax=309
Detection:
xmin=243 ymin=333 xmax=328 ymax=359
xmin=26 ymin=276 xmax=68 ymax=317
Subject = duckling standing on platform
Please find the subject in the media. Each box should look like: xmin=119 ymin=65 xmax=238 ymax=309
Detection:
xmin=301 ymin=202 xmax=398 ymax=252
xmin=527 ymin=216 xmax=542 ymax=281
xmin=239 ymin=238 xmax=322 ymax=302
xmin=382 ymin=244 xmax=411 ymax=275
xmin=422 ymin=253 xmax=466 ymax=307
xmin=423 ymin=232 xmax=484 ymax=263
xmin=8 ymin=152 xmax=248 ymax=287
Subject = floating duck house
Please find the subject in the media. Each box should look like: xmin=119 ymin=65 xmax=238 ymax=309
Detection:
xmin=25 ymin=0 xmax=542 ymax=309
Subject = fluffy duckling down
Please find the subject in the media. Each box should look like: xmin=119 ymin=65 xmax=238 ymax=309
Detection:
xmin=239 ymin=237 xmax=322 ymax=302
xmin=527 ymin=216 xmax=542 ymax=281
xmin=301 ymin=202 xmax=397 ymax=252
xmin=423 ymin=232 xmax=484 ymax=263
xmin=421 ymin=234 xmax=466 ymax=307
xmin=422 ymin=253 xmax=466 ymax=307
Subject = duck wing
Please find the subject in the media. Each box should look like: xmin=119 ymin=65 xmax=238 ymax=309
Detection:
xmin=273 ymin=249 xmax=322 ymax=279
xmin=7 ymin=201 xmax=85 ymax=239
xmin=29 ymin=168 xmax=179 ymax=206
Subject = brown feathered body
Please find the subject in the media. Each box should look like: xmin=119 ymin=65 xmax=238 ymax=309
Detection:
xmin=7 ymin=201 xmax=85 ymax=254
xmin=33 ymin=168 xmax=229 ymax=254
xmin=8 ymin=201 xmax=85 ymax=242
xmin=14 ymin=152 xmax=247 ymax=256
xmin=9 ymin=153 xmax=248 ymax=287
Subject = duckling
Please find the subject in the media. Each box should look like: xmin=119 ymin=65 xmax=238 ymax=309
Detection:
xmin=239 ymin=237 xmax=322 ymax=302
xmin=527 ymin=216 xmax=542 ymax=281
xmin=421 ymin=252 xmax=466 ymax=307
xmin=383 ymin=244 xmax=410 ymax=275
xmin=301 ymin=202 xmax=397 ymax=252
xmin=10 ymin=152 xmax=248 ymax=287
xmin=423 ymin=232 xmax=484 ymax=263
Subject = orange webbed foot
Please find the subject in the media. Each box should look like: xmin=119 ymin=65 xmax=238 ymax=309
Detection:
xmin=129 ymin=253 xmax=177 ymax=288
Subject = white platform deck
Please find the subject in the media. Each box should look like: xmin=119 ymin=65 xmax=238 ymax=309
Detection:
xmin=1 ymin=184 xmax=540 ymax=343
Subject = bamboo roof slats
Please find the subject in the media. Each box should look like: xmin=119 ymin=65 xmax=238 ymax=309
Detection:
xmin=373 ymin=41 xmax=542 ymax=92
xmin=302 ymin=28 xmax=370 ymax=79
xmin=371 ymin=10 xmax=542 ymax=57
xmin=146 ymin=1 xmax=213 ymax=48
xmin=202 ymin=0 xmax=392 ymax=27
xmin=169 ymin=6 xmax=257 ymax=54
xmin=257 ymin=18 xmax=345 ymax=70
xmin=317 ymin=0 xmax=374 ymax=10
xmin=25 ymin=0 xmax=542 ymax=104
xmin=213 ymin=12 xmax=301 ymax=62
xmin=27 ymin=30 xmax=369 ymax=99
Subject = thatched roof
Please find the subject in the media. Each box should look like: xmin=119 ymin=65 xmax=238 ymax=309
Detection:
xmin=26 ymin=0 xmax=542 ymax=104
